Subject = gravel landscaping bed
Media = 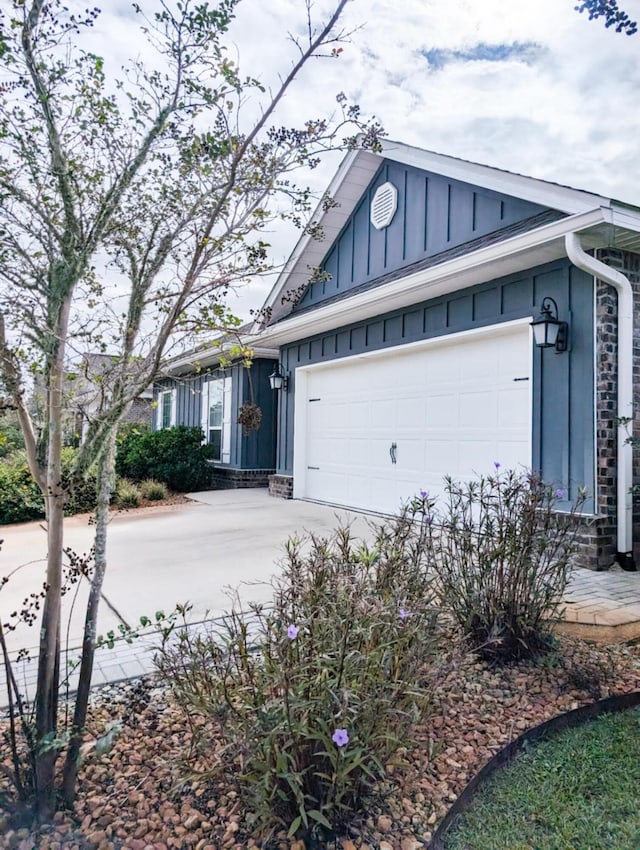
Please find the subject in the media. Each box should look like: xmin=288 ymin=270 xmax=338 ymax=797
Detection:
xmin=1 ymin=635 xmax=639 ymax=850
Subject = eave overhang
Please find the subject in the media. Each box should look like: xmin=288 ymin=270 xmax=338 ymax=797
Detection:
xmin=160 ymin=345 xmax=279 ymax=378
xmin=257 ymin=206 xmax=640 ymax=349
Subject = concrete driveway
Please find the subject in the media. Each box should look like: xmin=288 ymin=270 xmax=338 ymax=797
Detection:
xmin=0 ymin=489 xmax=371 ymax=655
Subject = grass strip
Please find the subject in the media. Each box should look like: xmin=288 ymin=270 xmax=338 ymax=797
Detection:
xmin=444 ymin=707 xmax=640 ymax=850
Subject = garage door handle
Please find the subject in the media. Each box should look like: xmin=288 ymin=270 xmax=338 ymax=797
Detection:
xmin=389 ymin=442 xmax=397 ymax=464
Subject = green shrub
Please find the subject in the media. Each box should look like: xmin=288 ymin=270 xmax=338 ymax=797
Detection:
xmin=0 ymin=447 xmax=98 ymax=523
xmin=61 ymin=447 xmax=98 ymax=515
xmin=156 ymin=509 xmax=449 ymax=841
xmin=0 ymin=412 xmax=24 ymax=458
xmin=115 ymin=478 xmax=142 ymax=508
xmin=425 ymin=468 xmax=585 ymax=662
xmin=139 ymin=478 xmax=168 ymax=501
xmin=116 ymin=425 xmax=213 ymax=492
xmin=0 ymin=451 xmax=44 ymax=523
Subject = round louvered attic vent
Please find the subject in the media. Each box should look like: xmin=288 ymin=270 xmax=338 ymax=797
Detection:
xmin=370 ymin=181 xmax=398 ymax=230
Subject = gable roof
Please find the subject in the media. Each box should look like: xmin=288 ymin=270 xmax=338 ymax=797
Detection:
xmin=260 ymin=139 xmax=640 ymax=335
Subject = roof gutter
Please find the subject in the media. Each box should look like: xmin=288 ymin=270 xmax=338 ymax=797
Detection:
xmin=564 ymin=232 xmax=636 ymax=570
xmin=161 ymin=345 xmax=279 ymax=376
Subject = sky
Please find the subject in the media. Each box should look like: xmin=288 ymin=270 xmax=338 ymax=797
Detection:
xmin=92 ymin=0 xmax=640 ymax=319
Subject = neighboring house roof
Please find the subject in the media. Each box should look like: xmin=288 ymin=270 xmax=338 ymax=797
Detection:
xmin=70 ymin=353 xmax=153 ymax=408
xmin=258 ymin=139 xmax=640 ymax=346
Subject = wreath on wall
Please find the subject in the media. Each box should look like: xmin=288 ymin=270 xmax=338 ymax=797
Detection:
xmin=237 ymin=402 xmax=262 ymax=435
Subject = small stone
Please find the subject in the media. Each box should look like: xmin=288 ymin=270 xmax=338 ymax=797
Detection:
xmin=377 ymin=815 xmax=393 ymax=834
xmin=401 ymin=838 xmax=422 ymax=850
xmin=184 ymin=813 xmax=201 ymax=830
xmin=379 ymin=842 xmax=394 ymax=850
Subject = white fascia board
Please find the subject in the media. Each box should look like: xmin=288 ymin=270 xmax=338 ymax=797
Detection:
xmin=377 ymin=139 xmax=611 ymax=215
xmin=257 ymin=208 xmax=609 ymax=348
xmin=163 ymin=345 xmax=279 ymax=376
xmin=608 ymin=204 xmax=640 ymax=231
xmin=262 ymin=149 xmax=381 ymax=313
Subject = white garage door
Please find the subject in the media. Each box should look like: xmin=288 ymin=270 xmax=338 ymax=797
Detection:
xmin=293 ymin=321 xmax=531 ymax=515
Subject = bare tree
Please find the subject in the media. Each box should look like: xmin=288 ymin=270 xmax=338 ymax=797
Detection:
xmin=0 ymin=0 xmax=382 ymax=817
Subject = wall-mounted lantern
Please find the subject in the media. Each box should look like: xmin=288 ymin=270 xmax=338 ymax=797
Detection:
xmin=269 ymin=363 xmax=289 ymax=392
xmin=530 ymin=297 xmax=568 ymax=352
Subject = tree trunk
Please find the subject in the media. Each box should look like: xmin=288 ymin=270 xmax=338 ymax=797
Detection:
xmin=34 ymin=296 xmax=72 ymax=819
xmin=61 ymin=431 xmax=117 ymax=805
xmin=34 ymin=457 xmax=64 ymax=817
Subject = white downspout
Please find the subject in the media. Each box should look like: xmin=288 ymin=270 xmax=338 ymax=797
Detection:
xmin=565 ymin=232 xmax=634 ymax=565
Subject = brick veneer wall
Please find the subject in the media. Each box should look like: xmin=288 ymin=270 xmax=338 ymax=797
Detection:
xmin=209 ymin=467 xmax=274 ymax=489
xmin=268 ymin=474 xmax=294 ymax=499
xmin=572 ymin=249 xmax=640 ymax=570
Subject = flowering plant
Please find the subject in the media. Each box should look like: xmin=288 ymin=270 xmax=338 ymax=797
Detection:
xmin=156 ymin=510 xmax=446 ymax=841
xmin=428 ymin=468 xmax=585 ymax=660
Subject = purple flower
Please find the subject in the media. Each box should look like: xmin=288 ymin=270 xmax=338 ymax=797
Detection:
xmin=494 ymin=461 xmax=501 ymax=470
xmin=287 ymin=624 xmax=299 ymax=640
xmin=419 ymin=489 xmax=428 ymax=500
xmin=332 ymin=728 xmax=349 ymax=747
xmin=423 ymin=514 xmax=433 ymax=525
xmin=555 ymin=488 xmax=565 ymax=500
xmin=399 ymin=607 xmax=409 ymax=620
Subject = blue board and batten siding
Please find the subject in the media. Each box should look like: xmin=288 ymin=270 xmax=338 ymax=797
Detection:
xmin=294 ymin=160 xmax=548 ymax=311
xmin=240 ymin=359 xmax=277 ymax=470
xmin=277 ymin=259 xmax=595 ymax=509
xmin=154 ymin=359 xmax=276 ymax=471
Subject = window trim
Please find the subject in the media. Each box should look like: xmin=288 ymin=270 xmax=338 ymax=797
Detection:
xmin=159 ymin=388 xmax=176 ymax=429
xmin=202 ymin=376 xmax=231 ymax=463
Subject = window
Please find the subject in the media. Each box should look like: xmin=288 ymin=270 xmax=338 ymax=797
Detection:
xmin=159 ymin=389 xmax=175 ymax=429
xmin=202 ymin=377 xmax=231 ymax=463
xmin=205 ymin=379 xmax=224 ymax=460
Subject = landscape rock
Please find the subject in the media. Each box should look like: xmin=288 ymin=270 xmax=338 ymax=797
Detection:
xmin=1 ymin=638 xmax=639 ymax=850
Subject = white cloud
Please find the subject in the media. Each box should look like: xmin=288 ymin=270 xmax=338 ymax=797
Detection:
xmin=52 ymin=0 xmax=640 ymax=318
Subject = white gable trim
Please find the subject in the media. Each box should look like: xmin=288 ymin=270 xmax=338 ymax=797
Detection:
xmin=377 ymin=139 xmax=610 ymax=216
xmin=261 ymin=149 xmax=380 ymax=320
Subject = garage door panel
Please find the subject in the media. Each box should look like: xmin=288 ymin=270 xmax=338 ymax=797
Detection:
xmin=425 ymin=441 xmax=460 ymax=476
xmin=395 ymin=395 xmax=424 ymax=423
xmin=459 ymin=391 xmax=496 ymax=426
xmin=458 ymin=441 xmax=495 ymax=475
xmin=298 ymin=324 xmax=531 ymax=512
xmin=394 ymin=438 xmax=426 ymax=470
xmin=425 ymin=394 xmax=457 ymax=426
xmin=495 ymin=441 xmax=530 ymax=470
xmin=498 ymin=388 xmax=529 ymax=425
xmin=349 ymin=401 xmax=371 ymax=427
xmin=426 ymin=354 xmax=458 ymax=384
xmin=464 ymin=349 xmax=497 ymax=380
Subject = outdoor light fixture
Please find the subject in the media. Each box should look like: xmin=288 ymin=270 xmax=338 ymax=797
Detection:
xmin=530 ymin=297 xmax=568 ymax=352
xmin=269 ymin=363 xmax=289 ymax=392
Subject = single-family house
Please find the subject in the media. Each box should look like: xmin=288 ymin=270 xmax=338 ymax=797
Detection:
xmin=156 ymin=139 xmax=640 ymax=571
xmin=153 ymin=341 xmax=279 ymax=489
